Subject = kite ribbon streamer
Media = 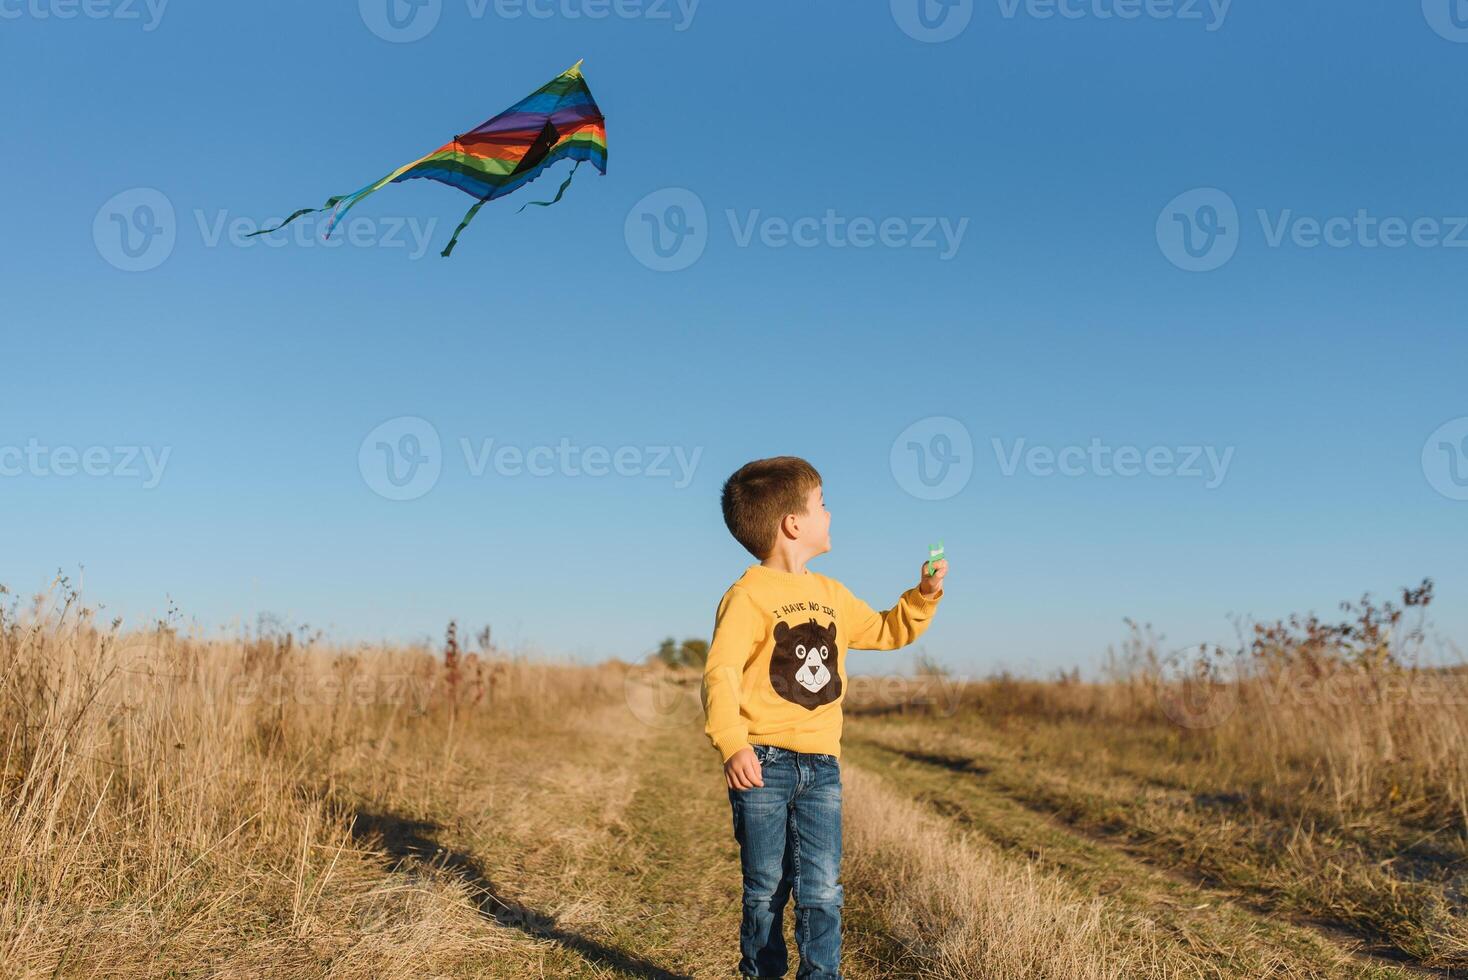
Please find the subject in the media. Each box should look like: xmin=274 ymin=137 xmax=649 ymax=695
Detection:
xmin=440 ymin=159 xmax=585 ymax=258
xmin=516 ymin=159 xmax=583 ymax=213
xmin=442 ymin=198 xmax=489 ymax=259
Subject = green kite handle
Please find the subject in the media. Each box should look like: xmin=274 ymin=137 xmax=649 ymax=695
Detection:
xmin=925 ymin=540 xmax=945 ymax=577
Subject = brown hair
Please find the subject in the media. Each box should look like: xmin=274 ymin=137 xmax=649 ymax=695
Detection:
xmin=720 ymin=456 xmax=822 ymax=560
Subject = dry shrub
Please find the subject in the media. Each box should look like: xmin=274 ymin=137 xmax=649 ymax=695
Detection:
xmin=1116 ymin=580 xmax=1466 ymax=829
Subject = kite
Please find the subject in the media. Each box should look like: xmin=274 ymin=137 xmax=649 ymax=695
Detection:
xmin=248 ymin=60 xmax=606 ymax=258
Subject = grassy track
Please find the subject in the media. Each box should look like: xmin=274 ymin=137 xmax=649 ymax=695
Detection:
xmin=325 ymin=684 xmax=924 ymax=978
xmin=842 ymin=716 xmax=1458 ymax=979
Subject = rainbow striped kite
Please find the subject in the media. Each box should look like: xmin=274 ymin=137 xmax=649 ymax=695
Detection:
xmin=249 ymin=60 xmax=606 ymax=258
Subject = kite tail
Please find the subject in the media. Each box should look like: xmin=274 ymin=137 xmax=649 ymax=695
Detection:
xmin=515 ymin=159 xmax=582 ymax=213
xmin=324 ymin=148 xmax=441 ymax=238
xmin=250 ymin=147 xmax=441 ymax=243
xmin=243 ymin=196 xmax=346 ymax=239
xmin=441 ymin=198 xmax=489 ymax=258
xmin=321 ymin=186 xmax=380 ymax=238
xmin=440 ymin=161 xmax=584 ymax=258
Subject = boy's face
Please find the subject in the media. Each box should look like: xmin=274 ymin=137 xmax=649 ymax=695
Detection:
xmin=799 ymin=483 xmax=832 ymax=556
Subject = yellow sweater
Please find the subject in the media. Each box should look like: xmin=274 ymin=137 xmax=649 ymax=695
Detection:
xmin=701 ymin=563 xmax=943 ymax=762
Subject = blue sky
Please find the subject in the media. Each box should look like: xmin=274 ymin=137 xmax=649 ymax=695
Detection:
xmin=2 ymin=1 xmax=1465 ymax=676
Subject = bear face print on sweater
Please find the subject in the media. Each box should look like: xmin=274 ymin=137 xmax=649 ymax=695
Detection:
xmin=769 ymin=617 xmax=841 ymax=710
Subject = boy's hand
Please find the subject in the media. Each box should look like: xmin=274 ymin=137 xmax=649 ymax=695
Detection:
xmin=919 ymin=558 xmax=948 ymax=597
xmin=724 ymin=747 xmax=764 ymax=790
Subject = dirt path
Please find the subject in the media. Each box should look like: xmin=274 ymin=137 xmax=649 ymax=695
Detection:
xmin=341 ymin=697 xmax=689 ymax=978
xmin=585 ymin=720 xmax=919 ymax=978
xmin=338 ymin=683 xmax=932 ymax=978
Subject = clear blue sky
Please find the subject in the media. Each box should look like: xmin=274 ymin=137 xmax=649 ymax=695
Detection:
xmin=3 ymin=1 xmax=1465 ymax=675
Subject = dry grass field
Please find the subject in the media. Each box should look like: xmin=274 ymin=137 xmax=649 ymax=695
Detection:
xmin=1 ymin=577 xmax=1463 ymax=978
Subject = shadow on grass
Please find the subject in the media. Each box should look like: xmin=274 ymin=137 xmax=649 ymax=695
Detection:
xmin=350 ymin=808 xmax=693 ymax=980
xmin=883 ymin=746 xmax=991 ymax=777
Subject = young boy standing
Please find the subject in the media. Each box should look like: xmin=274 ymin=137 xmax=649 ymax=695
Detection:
xmin=701 ymin=456 xmax=948 ymax=979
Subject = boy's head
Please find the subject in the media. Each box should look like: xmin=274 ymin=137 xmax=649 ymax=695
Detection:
xmin=721 ymin=456 xmax=831 ymax=562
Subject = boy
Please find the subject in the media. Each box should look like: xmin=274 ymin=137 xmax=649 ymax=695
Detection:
xmin=701 ymin=456 xmax=948 ymax=979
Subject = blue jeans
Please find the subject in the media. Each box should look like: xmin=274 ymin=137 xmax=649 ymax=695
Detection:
xmin=727 ymin=743 xmax=844 ymax=979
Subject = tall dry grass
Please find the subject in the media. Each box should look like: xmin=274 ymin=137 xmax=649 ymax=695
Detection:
xmin=1108 ymin=580 xmax=1467 ymax=831
xmin=872 ymin=581 xmax=1468 ymax=834
xmin=0 ymin=580 xmax=624 ymax=976
xmin=843 ymin=765 xmax=1141 ymax=979
xmin=9 ymin=571 xmax=1461 ymax=975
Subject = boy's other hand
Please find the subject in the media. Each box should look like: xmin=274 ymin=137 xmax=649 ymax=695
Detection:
xmin=725 ymin=747 xmax=764 ymax=790
xmin=920 ymin=558 xmax=948 ymax=596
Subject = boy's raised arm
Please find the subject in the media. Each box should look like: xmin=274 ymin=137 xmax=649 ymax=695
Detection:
xmin=701 ymin=586 xmax=762 ymax=763
xmin=842 ymin=564 xmax=945 ymax=651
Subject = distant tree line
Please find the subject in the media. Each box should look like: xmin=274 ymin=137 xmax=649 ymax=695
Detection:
xmin=650 ymin=636 xmax=709 ymax=669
